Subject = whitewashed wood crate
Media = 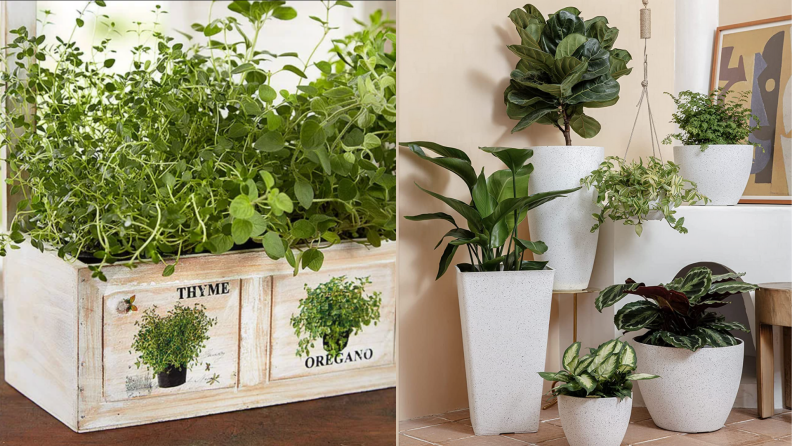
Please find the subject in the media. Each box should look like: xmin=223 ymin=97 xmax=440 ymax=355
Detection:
xmin=3 ymin=241 xmax=396 ymax=432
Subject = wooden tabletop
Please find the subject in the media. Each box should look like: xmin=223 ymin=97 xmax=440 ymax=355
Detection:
xmin=757 ymin=282 xmax=792 ymax=292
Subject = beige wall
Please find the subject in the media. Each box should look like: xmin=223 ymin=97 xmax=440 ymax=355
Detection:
xmin=720 ymin=0 xmax=791 ymax=25
xmin=397 ymin=0 xmax=676 ymax=420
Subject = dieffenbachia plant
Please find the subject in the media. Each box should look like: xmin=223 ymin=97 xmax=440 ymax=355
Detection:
xmin=581 ymin=156 xmax=709 ymax=236
xmin=595 ymin=267 xmax=758 ymax=351
xmin=504 ymin=5 xmax=632 ymax=144
xmin=403 ymin=142 xmax=580 ymax=278
xmin=539 ymin=339 xmax=658 ymax=400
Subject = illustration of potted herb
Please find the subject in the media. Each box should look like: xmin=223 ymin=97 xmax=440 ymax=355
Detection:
xmin=403 ymin=141 xmax=578 ymax=435
xmin=502 ymin=4 xmax=633 ymax=291
xmin=539 ymin=339 xmax=658 ymax=446
xmin=664 ymin=89 xmax=760 ymax=205
xmin=595 ymin=266 xmax=758 ymax=433
xmin=581 ymin=156 xmax=709 ymax=236
xmin=131 ymin=303 xmax=217 ymax=388
xmin=291 ymin=276 xmax=382 ymax=358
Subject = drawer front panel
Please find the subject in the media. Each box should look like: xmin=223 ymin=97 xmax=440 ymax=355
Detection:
xmin=103 ymin=280 xmax=240 ymax=401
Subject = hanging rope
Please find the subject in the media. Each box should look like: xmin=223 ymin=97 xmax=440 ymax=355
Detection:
xmin=624 ymin=0 xmax=663 ymax=161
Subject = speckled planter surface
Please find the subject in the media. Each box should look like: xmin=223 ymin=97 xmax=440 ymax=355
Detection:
xmin=455 ymin=267 xmax=555 ymax=436
xmin=527 ymin=146 xmax=603 ymax=291
xmin=558 ymin=396 xmax=632 ymax=446
xmin=673 ymin=145 xmax=753 ymax=205
xmin=633 ymin=339 xmax=744 ymax=433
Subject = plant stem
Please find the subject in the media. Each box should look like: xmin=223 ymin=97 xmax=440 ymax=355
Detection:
xmin=562 ymin=108 xmax=572 ymax=146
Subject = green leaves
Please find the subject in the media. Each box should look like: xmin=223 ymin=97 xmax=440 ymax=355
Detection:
xmin=294 ymin=180 xmax=314 ymax=209
xmin=262 ymin=232 xmax=286 ymax=259
xmin=301 ymin=120 xmax=326 ymax=150
xmin=408 ymin=144 xmax=477 ymax=189
xmin=478 ymin=147 xmax=533 ymax=173
xmin=230 ymin=195 xmax=255 ymax=219
xmin=232 ymin=218 xmax=253 ymax=244
xmin=562 ymin=341 xmax=581 ymax=371
xmin=555 ymin=33 xmax=586 ymax=59
xmin=569 ymin=113 xmax=601 ymax=138
xmin=254 ymin=131 xmax=285 ymax=152
xmin=626 ymin=373 xmax=659 ymax=381
xmin=614 ymin=300 xmax=660 ymax=332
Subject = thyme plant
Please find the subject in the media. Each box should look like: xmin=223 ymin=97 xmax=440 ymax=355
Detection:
xmin=0 ymin=1 xmax=396 ymax=280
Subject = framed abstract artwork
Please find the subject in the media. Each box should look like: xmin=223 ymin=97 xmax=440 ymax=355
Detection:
xmin=711 ymin=16 xmax=792 ymax=204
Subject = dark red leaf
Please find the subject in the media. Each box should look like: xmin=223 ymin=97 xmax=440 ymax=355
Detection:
xmin=625 ymin=286 xmax=690 ymax=314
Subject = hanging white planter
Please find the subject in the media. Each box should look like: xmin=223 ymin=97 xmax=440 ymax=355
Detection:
xmin=673 ymin=145 xmax=753 ymax=205
xmin=557 ymin=396 xmax=632 ymax=446
xmin=527 ymin=146 xmax=603 ymax=291
xmin=633 ymin=340 xmax=744 ymax=433
xmin=456 ymin=267 xmax=555 ymax=435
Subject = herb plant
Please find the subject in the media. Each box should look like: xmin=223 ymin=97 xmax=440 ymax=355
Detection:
xmin=595 ymin=267 xmax=758 ymax=351
xmin=581 ymin=156 xmax=709 ymax=236
xmin=403 ymin=142 xmax=580 ymax=278
xmin=291 ymin=275 xmax=382 ymax=358
xmin=504 ymin=5 xmax=632 ymax=144
xmin=540 ymin=339 xmax=658 ymax=400
xmin=131 ymin=303 xmax=217 ymax=377
xmin=663 ymin=89 xmax=760 ymax=151
xmin=0 ymin=1 xmax=396 ymax=280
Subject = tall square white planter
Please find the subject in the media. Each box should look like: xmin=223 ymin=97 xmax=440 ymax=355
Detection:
xmin=456 ymin=267 xmax=555 ymax=435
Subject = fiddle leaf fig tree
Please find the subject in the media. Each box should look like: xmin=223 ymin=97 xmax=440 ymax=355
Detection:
xmin=504 ymin=5 xmax=632 ymax=144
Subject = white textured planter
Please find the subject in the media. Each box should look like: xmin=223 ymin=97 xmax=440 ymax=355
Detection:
xmin=527 ymin=146 xmax=603 ymax=290
xmin=673 ymin=145 xmax=753 ymax=205
xmin=633 ymin=340 xmax=744 ymax=433
xmin=558 ymin=396 xmax=632 ymax=446
xmin=456 ymin=267 xmax=555 ymax=435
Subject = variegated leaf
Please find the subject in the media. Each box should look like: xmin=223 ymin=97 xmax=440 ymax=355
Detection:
xmin=574 ymin=372 xmax=597 ymax=395
xmin=562 ymin=341 xmax=581 ymax=372
xmin=553 ymin=381 xmax=582 ymax=394
xmin=679 ymin=267 xmax=712 ymax=302
xmin=574 ymin=354 xmax=595 ymax=375
xmin=711 ymin=272 xmax=745 ymax=283
xmin=694 ymin=327 xmax=733 ymax=347
xmin=595 ymin=353 xmax=619 ymax=380
xmin=595 ymin=281 xmax=640 ymax=311
xmin=708 ymin=321 xmax=749 ymax=332
xmin=538 ymin=371 xmax=571 ymax=382
xmin=614 ymin=300 xmax=660 ymax=331
xmin=618 ymin=342 xmax=637 ymax=372
xmin=659 ymin=331 xmax=702 ymax=351
xmin=588 ymin=339 xmax=620 ymax=372
xmin=626 ymin=373 xmax=660 ymax=381
xmin=707 ymin=281 xmax=759 ymax=296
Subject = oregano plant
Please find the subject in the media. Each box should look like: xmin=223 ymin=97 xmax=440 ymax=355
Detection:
xmin=0 ymin=1 xmax=395 ymax=280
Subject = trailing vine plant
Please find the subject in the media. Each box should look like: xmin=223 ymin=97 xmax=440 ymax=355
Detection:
xmin=0 ymin=1 xmax=396 ymax=280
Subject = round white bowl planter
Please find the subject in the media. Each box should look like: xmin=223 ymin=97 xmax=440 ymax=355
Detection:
xmin=558 ymin=396 xmax=632 ymax=446
xmin=455 ymin=267 xmax=555 ymax=435
xmin=633 ymin=340 xmax=744 ymax=433
xmin=673 ymin=145 xmax=753 ymax=205
xmin=527 ymin=146 xmax=603 ymax=290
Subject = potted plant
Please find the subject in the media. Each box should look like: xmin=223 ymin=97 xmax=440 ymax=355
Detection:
xmin=503 ymin=4 xmax=632 ymax=290
xmin=664 ymin=89 xmax=760 ymax=205
xmin=595 ymin=266 xmax=758 ymax=432
xmin=131 ymin=303 xmax=217 ymax=388
xmin=581 ymin=156 xmax=709 ymax=236
xmin=403 ymin=141 xmax=579 ymax=435
xmin=291 ymin=275 xmax=382 ymax=358
xmin=539 ymin=339 xmax=658 ymax=446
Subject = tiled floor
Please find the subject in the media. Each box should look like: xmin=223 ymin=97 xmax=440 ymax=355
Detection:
xmin=399 ymin=406 xmax=792 ymax=446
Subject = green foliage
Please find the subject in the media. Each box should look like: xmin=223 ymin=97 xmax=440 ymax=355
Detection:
xmin=503 ymin=5 xmax=631 ymax=144
xmin=595 ymin=267 xmax=758 ymax=351
xmin=539 ymin=339 xmax=658 ymax=400
xmin=581 ymin=156 xmax=709 ymax=236
xmin=403 ymin=142 xmax=580 ymax=278
xmin=131 ymin=303 xmax=217 ymax=376
xmin=663 ymin=89 xmax=760 ymax=151
xmin=0 ymin=1 xmax=395 ymax=280
xmin=290 ymin=276 xmax=381 ymax=358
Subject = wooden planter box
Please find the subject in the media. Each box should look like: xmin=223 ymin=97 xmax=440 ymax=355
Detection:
xmin=3 ymin=241 xmax=395 ymax=432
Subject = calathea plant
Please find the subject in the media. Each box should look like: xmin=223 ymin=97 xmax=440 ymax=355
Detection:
xmin=504 ymin=5 xmax=632 ymax=144
xmin=540 ymin=339 xmax=658 ymax=400
xmin=663 ymin=88 xmax=760 ymax=151
xmin=403 ymin=142 xmax=580 ymax=277
xmin=291 ymin=276 xmax=382 ymax=358
xmin=581 ymin=156 xmax=709 ymax=236
xmin=0 ymin=1 xmax=395 ymax=280
xmin=595 ymin=267 xmax=758 ymax=351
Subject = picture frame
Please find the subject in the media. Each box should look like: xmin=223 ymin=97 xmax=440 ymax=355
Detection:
xmin=711 ymin=16 xmax=792 ymax=205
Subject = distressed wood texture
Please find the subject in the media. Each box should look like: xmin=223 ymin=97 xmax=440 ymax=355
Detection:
xmin=3 ymin=241 xmax=395 ymax=432
xmin=756 ymin=282 xmax=792 ymax=418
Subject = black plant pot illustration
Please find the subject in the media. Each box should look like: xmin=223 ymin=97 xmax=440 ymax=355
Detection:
xmin=157 ymin=365 xmax=187 ymax=388
xmin=323 ymin=328 xmax=353 ymax=354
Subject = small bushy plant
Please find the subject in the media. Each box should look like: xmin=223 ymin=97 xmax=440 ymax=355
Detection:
xmin=663 ymin=89 xmax=760 ymax=151
xmin=291 ymin=276 xmax=381 ymax=357
xmin=131 ymin=303 xmax=217 ymax=376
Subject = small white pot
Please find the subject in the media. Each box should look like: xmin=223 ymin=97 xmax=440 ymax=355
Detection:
xmin=456 ymin=267 xmax=555 ymax=435
xmin=558 ymin=396 xmax=632 ymax=446
xmin=633 ymin=339 xmax=744 ymax=433
xmin=673 ymin=145 xmax=753 ymax=205
xmin=527 ymin=146 xmax=603 ymax=290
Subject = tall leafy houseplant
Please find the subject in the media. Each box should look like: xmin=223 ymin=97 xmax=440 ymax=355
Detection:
xmin=0 ymin=1 xmax=396 ymax=280
xmin=290 ymin=275 xmax=381 ymax=358
xmin=403 ymin=142 xmax=580 ymax=277
xmin=504 ymin=5 xmax=631 ymax=143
